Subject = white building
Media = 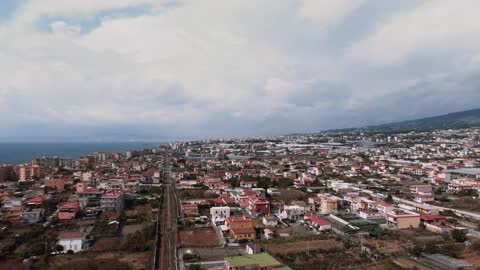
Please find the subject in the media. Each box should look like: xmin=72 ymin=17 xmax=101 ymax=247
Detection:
xmin=57 ymin=232 xmax=86 ymax=253
xmin=210 ymin=207 xmax=230 ymax=225
xmin=262 ymin=215 xmax=278 ymax=227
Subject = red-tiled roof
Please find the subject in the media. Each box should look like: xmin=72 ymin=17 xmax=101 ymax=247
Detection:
xmin=231 ymin=227 xmax=255 ymax=235
xmin=58 ymin=231 xmax=85 ymax=239
xmin=305 ymin=216 xmax=331 ymax=226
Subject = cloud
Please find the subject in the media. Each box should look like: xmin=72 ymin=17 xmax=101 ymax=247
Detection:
xmin=347 ymin=0 xmax=480 ymax=66
xmin=298 ymin=0 xmax=363 ymax=26
xmin=0 ymin=0 xmax=479 ymax=140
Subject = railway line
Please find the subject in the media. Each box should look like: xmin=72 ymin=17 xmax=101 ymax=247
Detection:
xmin=153 ymin=153 xmax=179 ymax=270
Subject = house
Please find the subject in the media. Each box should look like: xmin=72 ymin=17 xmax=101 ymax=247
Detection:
xmin=21 ymin=208 xmax=44 ymax=224
xmin=226 ymin=216 xmax=256 ymax=241
xmin=100 ymin=192 xmax=125 ymax=212
xmin=240 ymin=181 xmax=257 ymax=188
xmin=247 ymin=197 xmax=270 ymax=216
xmin=182 ymin=204 xmax=199 ymax=217
xmin=57 ymin=231 xmax=87 ymax=253
xmin=44 ymin=178 xmax=65 ymax=191
xmin=372 ymin=201 xmax=394 ymax=216
xmin=262 ymin=215 xmax=278 ymax=227
xmin=305 ymin=215 xmax=332 ymax=231
xmin=57 ymin=203 xmax=80 ymax=220
xmin=246 ymin=243 xmax=262 ymax=255
xmin=267 ymin=188 xmax=281 ymax=197
xmin=308 ymin=197 xmax=322 ymax=212
xmin=224 ymin=253 xmax=291 ymax=270
xmin=230 ymin=227 xmax=256 ymax=241
xmin=386 ymin=209 xmax=421 ymax=229
xmin=414 ymin=193 xmax=435 ymax=203
xmin=211 ymin=206 xmax=230 ymax=225
xmin=410 ymin=185 xmax=433 ymax=194
xmin=320 ymin=197 xmax=338 ymax=214
xmin=264 ymin=228 xmax=275 ymax=240
xmin=359 ymin=210 xmax=383 ymax=220
xmin=26 ymin=196 xmax=44 ymax=208
xmin=279 ymin=205 xmax=304 ymax=221
xmin=0 ymin=198 xmax=24 ymax=223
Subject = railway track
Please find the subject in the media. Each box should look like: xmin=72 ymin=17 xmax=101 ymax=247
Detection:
xmin=153 ymin=154 xmax=178 ymax=270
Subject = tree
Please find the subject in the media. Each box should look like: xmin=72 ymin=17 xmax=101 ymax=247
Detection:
xmin=56 ymin=244 xmax=64 ymax=254
xmin=451 ymin=229 xmax=467 ymax=243
xmin=385 ymin=194 xmax=394 ymax=203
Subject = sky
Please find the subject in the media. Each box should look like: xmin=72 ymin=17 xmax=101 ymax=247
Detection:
xmin=1 ymin=0 xmax=480 ymax=141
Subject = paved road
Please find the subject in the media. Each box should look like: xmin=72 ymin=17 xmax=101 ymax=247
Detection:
xmin=393 ymin=196 xmax=480 ymax=221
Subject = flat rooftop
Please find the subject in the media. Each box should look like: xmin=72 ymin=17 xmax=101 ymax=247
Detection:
xmin=225 ymin=253 xmax=282 ymax=268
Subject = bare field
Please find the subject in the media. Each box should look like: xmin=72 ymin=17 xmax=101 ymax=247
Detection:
xmin=264 ymin=239 xmax=342 ymax=255
xmin=47 ymin=251 xmax=151 ymax=270
xmin=92 ymin=236 xmax=123 ymax=251
xmin=179 ymin=229 xmax=219 ymax=247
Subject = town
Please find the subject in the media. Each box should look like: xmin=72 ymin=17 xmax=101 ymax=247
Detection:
xmin=1 ymin=128 xmax=480 ymax=270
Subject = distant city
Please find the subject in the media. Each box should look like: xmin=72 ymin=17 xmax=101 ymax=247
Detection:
xmin=0 ymin=127 xmax=480 ymax=269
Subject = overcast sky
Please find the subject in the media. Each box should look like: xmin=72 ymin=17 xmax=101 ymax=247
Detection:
xmin=1 ymin=0 xmax=479 ymax=141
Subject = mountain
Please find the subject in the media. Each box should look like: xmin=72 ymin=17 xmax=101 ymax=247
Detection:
xmin=359 ymin=108 xmax=480 ymax=132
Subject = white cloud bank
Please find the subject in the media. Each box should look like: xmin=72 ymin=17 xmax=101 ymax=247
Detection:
xmin=0 ymin=0 xmax=480 ymax=139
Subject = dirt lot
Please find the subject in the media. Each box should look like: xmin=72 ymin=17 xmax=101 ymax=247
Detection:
xmin=436 ymin=197 xmax=480 ymax=212
xmin=278 ymin=189 xmax=307 ymax=203
xmin=0 ymin=259 xmax=28 ymax=270
xmin=262 ymin=239 xmax=342 ymax=255
xmin=47 ymin=251 xmax=151 ymax=270
xmin=182 ymin=247 xmax=245 ymax=262
xmin=179 ymin=229 xmax=219 ymax=248
xmin=93 ymin=236 xmax=123 ymax=251
xmin=275 ymin=223 xmax=312 ymax=237
xmin=121 ymin=224 xmax=145 ymax=236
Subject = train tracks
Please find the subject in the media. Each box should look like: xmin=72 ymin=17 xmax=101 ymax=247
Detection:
xmin=153 ymin=154 xmax=179 ymax=270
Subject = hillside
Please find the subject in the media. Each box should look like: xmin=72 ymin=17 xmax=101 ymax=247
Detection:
xmin=360 ymin=108 xmax=480 ymax=132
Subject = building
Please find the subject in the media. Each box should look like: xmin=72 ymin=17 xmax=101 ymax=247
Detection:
xmin=279 ymin=205 xmax=304 ymax=221
xmin=262 ymin=215 xmax=278 ymax=227
xmin=414 ymin=193 xmax=435 ymax=203
xmin=57 ymin=231 xmax=87 ymax=253
xmin=21 ymin=208 xmax=44 ymax=224
xmin=17 ymin=164 xmax=44 ymax=181
xmin=44 ymin=178 xmax=65 ymax=191
xmin=182 ymin=204 xmax=199 ymax=216
xmin=386 ymin=209 xmax=421 ymax=229
xmin=224 ymin=253 xmax=291 ymax=270
xmin=320 ymin=197 xmax=338 ymax=214
xmin=211 ymin=206 xmax=230 ymax=225
xmin=226 ymin=216 xmax=256 ymax=241
xmin=446 ymin=168 xmax=480 ymax=182
xmin=240 ymin=181 xmax=257 ymax=188
xmin=267 ymin=188 xmax=281 ymax=197
xmin=410 ymin=185 xmax=433 ymax=194
xmin=100 ymin=192 xmax=125 ymax=212
xmin=0 ymin=165 xmax=16 ymax=181
xmin=246 ymin=243 xmax=262 ymax=255
xmin=247 ymin=196 xmax=270 ymax=216
xmin=305 ymin=215 xmax=332 ymax=231
xmin=57 ymin=203 xmax=80 ymax=220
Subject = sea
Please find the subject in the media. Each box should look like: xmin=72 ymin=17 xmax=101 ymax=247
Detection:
xmin=0 ymin=142 xmax=164 ymax=164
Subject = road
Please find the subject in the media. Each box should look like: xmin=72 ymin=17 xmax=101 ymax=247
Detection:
xmin=393 ymin=196 xmax=480 ymax=221
xmin=154 ymin=153 xmax=179 ymax=270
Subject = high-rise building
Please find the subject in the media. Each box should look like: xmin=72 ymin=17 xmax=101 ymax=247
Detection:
xmin=17 ymin=164 xmax=44 ymax=181
xmin=0 ymin=165 xmax=17 ymax=182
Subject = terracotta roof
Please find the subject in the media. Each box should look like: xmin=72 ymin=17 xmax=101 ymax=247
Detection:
xmin=58 ymin=231 xmax=85 ymax=239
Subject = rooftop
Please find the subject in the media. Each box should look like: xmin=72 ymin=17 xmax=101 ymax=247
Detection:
xmin=225 ymin=253 xmax=283 ymax=268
